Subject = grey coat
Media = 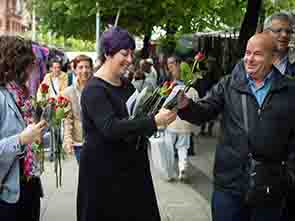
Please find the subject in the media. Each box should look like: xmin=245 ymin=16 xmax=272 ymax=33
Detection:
xmin=0 ymin=87 xmax=26 ymax=203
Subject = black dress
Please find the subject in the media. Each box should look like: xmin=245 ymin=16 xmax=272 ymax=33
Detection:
xmin=77 ymin=77 xmax=161 ymax=221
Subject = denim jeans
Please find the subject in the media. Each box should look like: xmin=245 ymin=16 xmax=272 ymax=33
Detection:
xmin=212 ymin=189 xmax=283 ymax=221
xmin=74 ymin=145 xmax=82 ymax=164
xmin=165 ymin=130 xmax=190 ymax=171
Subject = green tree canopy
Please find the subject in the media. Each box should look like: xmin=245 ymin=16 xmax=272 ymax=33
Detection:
xmin=30 ymin=0 xmax=295 ymax=54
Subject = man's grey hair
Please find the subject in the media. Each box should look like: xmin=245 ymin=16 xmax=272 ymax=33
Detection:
xmin=264 ymin=11 xmax=292 ymax=30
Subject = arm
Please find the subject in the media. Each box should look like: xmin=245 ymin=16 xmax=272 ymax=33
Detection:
xmin=178 ymin=76 xmax=227 ymax=126
xmin=82 ymin=86 xmax=157 ymax=141
xmin=0 ymin=91 xmax=22 ymax=155
xmin=63 ymin=100 xmax=74 ymax=150
xmin=0 ymin=135 xmax=21 ymax=156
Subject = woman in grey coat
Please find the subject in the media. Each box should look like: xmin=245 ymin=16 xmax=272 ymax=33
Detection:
xmin=0 ymin=36 xmax=47 ymax=221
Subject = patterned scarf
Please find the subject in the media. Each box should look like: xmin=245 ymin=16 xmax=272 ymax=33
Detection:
xmin=6 ymin=81 xmax=40 ymax=178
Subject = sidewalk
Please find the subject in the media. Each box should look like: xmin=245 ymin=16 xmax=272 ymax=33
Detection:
xmin=40 ymin=132 xmax=216 ymax=221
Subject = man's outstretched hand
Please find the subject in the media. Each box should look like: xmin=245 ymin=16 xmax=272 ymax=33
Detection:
xmin=177 ymin=90 xmax=190 ymax=110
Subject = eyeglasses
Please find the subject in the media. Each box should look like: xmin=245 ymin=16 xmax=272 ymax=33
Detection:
xmin=268 ymin=27 xmax=293 ymax=35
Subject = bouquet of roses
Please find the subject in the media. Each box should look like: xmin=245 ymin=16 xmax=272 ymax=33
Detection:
xmin=130 ymin=81 xmax=177 ymax=120
xmin=32 ymin=83 xmax=69 ymax=187
xmin=162 ymin=52 xmax=206 ymax=111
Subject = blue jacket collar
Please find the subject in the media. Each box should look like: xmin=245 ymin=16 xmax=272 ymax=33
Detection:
xmin=230 ymin=60 xmax=289 ymax=94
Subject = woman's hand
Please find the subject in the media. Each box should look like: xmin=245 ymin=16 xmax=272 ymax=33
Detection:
xmin=155 ymin=108 xmax=177 ymax=127
xmin=19 ymin=120 xmax=48 ymax=145
xmin=64 ymin=143 xmax=74 ymax=154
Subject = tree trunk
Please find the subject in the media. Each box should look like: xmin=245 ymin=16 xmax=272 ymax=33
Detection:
xmin=162 ymin=21 xmax=177 ymax=55
xmin=238 ymin=0 xmax=263 ymax=57
xmin=141 ymin=30 xmax=151 ymax=58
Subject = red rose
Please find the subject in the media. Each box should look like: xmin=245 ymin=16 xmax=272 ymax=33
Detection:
xmin=57 ymin=96 xmax=69 ymax=108
xmin=194 ymin=52 xmax=205 ymax=62
xmin=48 ymin=97 xmax=56 ymax=104
xmin=169 ymin=81 xmax=177 ymax=88
xmin=163 ymin=81 xmax=170 ymax=87
xmin=57 ymin=96 xmax=64 ymax=104
xmin=40 ymin=83 xmax=49 ymax=94
xmin=63 ymin=97 xmax=69 ymax=106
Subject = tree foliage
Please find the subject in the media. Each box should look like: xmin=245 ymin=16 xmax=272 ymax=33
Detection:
xmin=29 ymin=0 xmax=295 ymax=53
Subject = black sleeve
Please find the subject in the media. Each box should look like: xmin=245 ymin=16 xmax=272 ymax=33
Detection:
xmin=178 ymin=76 xmax=227 ymax=125
xmin=286 ymin=125 xmax=295 ymax=187
xmin=81 ymin=85 xmax=157 ymax=141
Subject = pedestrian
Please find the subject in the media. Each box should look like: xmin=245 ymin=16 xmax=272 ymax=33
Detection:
xmin=264 ymin=12 xmax=295 ymax=220
xmin=132 ymin=63 xmax=156 ymax=92
xmin=67 ymin=59 xmax=76 ymax=86
xmin=194 ymin=56 xmax=219 ymax=136
xmin=166 ymin=55 xmax=199 ymax=181
xmin=155 ymin=53 xmax=171 ymax=85
xmin=0 ymin=35 xmax=48 ymax=221
xmin=176 ymin=33 xmax=295 ymax=221
xmin=264 ymin=11 xmax=295 ymax=76
xmin=62 ymin=55 xmax=93 ymax=164
xmin=37 ymin=59 xmax=68 ymax=100
xmin=77 ymin=27 xmax=177 ymax=221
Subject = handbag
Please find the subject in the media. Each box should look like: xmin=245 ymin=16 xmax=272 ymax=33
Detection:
xmin=242 ymin=94 xmax=288 ymax=206
xmin=150 ymin=130 xmax=176 ymax=180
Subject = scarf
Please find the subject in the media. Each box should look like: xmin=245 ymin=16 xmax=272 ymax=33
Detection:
xmin=6 ymin=81 xmax=40 ymax=178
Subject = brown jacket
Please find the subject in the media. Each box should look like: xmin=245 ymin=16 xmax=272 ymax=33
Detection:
xmin=62 ymin=83 xmax=83 ymax=149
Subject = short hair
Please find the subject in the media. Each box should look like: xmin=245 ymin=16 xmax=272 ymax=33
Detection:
xmin=50 ymin=59 xmax=62 ymax=67
xmin=0 ymin=36 xmax=34 ymax=86
xmin=248 ymin=33 xmax=276 ymax=54
xmin=167 ymin=55 xmax=180 ymax=64
xmin=100 ymin=27 xmax=135 ymax=60
xmin=73 ymin=54 xmax=93 ymax=69
xmin=264 ymin=12 xmax=292 ymax=30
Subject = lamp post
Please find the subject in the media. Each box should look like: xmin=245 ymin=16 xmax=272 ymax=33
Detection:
xmin=96 ymin=2 xmax=100 ymax=58
xmin=32 ymin=0 xmax=37 ymax=41
xmin=114 ymin=7 xmax=121 ymax=27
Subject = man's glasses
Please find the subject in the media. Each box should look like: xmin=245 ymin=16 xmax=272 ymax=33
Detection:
xmin=268 ymin=27 xmax=293 ymax=35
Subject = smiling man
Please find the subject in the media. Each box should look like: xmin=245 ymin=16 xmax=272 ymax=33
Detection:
xmin=264 ymin=12 xmax=295 ymax=76
xmin=176 ymin=32 xmax=295 ymax=221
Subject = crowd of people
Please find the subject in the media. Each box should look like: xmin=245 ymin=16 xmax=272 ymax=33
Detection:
xmin=0 ymin=10 xmax=294 ymax=221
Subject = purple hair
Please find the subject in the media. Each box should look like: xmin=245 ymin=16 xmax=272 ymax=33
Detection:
xmin=100 ymin=27 xmax=135 ymax=57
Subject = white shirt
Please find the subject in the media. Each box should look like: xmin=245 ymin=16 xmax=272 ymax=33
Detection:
xmin=275 ymin=55 xmax=288 ymax=75
xmin=50 ymin=77 xmax=60 ymax=98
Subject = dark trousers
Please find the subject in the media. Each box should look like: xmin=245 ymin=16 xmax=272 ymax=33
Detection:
xmin=212 ymin=189 xmax=283 ymax=221
xmin=0 ymin=178 xmax=42 ymax=221
xmin=283 ymin=190 xmax=295 ymax=220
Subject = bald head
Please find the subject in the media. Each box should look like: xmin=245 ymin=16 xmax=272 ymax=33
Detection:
xmin=248 ymin=33 xmax=276 ymax=54
xmin=244 ymin=33 xmax=275 ymax=82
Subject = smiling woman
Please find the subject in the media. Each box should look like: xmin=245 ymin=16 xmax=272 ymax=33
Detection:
xmin=77 ymin=27 xmax=177 ymax=221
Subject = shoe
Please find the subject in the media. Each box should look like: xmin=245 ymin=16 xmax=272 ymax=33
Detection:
xmin=178 ymin=169 xmax=188 ymax=181
xmin=199 ymin=131 xmax=206 ymax=136
xmin=166 ymin=177 xmax=176 ymax=182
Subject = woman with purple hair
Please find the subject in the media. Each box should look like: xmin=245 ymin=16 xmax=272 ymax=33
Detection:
xmin=77 ymin=27 xmax=177 ymax=221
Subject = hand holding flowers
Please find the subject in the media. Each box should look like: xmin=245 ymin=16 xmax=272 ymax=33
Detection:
xmin=32 ymin=83 xmax=70 ymax=187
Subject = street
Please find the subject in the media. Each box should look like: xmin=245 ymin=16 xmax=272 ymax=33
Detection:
xmin=40 ymin=126 xmax=218 ymax=221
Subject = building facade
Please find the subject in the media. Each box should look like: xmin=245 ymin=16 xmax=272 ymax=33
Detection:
xmin=0 ymin=0 xmax=29 ymax=35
